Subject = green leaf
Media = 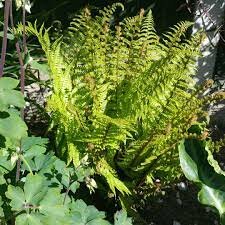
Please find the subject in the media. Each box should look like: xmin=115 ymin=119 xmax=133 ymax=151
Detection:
xmin=0 ymin=196 xmax=4 ymax=218
xmin=24 ymin=174 xmax=47 ymax=205
xmin=34 ymin=153 xmax=57 ymax=172
xmin=21 ymin=137 xmax=48 ymax=158
xmin=39 ymin=188 xmax=69 ymax=222
xmin=0 ymin=77 xmax=19 ymax=89
xmin=198 ymin=185 xmax=225 ymax=216
xmin=6 ymin=185 xmax=25 ymax=211
xmin=0 ymin=111 xmax=27 ymax=141
xmin=29 ymin=60 xmax=49 ymax=76
xmin=22 ymin=137 xmax=48 ymax=151
xmin=178 ymin=140 xmax=199 ymax=182
xmin=70 ymin=200 xmax=110 ymax=225
xmin=16 ymin=213 xmax=43 ymax=225
xmin=0 ymin=31 xmax=14 ymax=40
xmin=179 ymin=139 xmax=225 ymax=223
xmin=0 ymin=156 xmax=15 ymax=184
xmin=0 ymin=78 xmax=25 ymax=109
xmin=114 ymin=211 xmax=132 ymax=225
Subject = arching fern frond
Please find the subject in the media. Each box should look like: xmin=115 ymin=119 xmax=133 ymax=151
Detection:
xmin=26 ymin=4 xmax=225 ymax=196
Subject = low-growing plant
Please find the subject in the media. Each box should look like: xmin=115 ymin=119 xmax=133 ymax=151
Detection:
xmin=25 ymin=3 xmax=225 ymax=199
xmin=0 ymin=77 xmax=132 ymax=225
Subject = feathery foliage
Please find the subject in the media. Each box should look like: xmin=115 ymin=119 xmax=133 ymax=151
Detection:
xmin=25 ymin=4 xmax=225 ymax=196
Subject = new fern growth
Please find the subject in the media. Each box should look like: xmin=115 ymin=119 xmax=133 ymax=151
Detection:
xmin=25 ymin=4 xmax=225 ymax=196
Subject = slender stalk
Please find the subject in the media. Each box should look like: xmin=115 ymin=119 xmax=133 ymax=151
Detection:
xmin=20 ymin=0 xmax=27 ymax=98
xmin=16 ymin=155 xmax=21 ymax=182
xmin=22 ymin=0 xmax=27 ymax=54
xmin=10 ymin=1 xmax=26 ymax=120
xmin=9 ymin=1 xmax=25 ymax=82
xmin=0 ymin=0 xmax=11 ymax=77
xmin=9 ymin=1 xmax=26 ymax=182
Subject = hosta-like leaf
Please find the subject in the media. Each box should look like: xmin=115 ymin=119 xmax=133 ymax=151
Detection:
xmin=179 ymin=139 xmax=225 ymax=224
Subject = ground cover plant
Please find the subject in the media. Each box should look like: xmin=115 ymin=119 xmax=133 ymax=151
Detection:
xmin=0 ymin=77 xmax=132 ymax=225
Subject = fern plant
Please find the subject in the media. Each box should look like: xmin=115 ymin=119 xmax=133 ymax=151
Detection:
xmin=25 ymin=4 xmax=225 ymax=196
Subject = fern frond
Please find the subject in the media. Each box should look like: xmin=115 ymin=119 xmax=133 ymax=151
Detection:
xmin=28 ymin=5 xmax=211 ymax=195
xmin=96 ymin=158 xmax=130 ymax=195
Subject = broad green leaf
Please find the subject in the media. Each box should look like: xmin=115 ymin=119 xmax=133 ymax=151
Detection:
xmin=86 ymin=219 xmax=111 ymax=225
xmin=16 ymin=213 xmax=43 ymax=225
xmin=24 ymin=174 xmax=47 ymax=205
xmin=6 ymin=185 xmax=25 ymax=211
xmin=23 ymin=145 xmax=46 ymax=158
xmin=198 ymin=185 xmax=225 ymax=216
xmin=0 ymin=77 xmax=19 ymax=89
xmin=21 ymin=137 xmax=48 ymax=159
xmin=70 ymin=200 xmax=110 ymax=225
xmin=0 ymin=31 xmax=14 ymax=40
xmin=178 ymin=140 xmax=199 ymax=182
xmin=114 ymin=211 xmax=132 ymax=225
xmin=179 ymin=138 xmax=225 ymax=224
xmin=0 ymin=89 xmax=25 ymax=108
xmin=39 ymin=188 xmax=68 ymax=219
xmin=0 ymin=111 xmax=27 ymax=141
xmin=41 ymin=216 xmax=71 ymax=225
xmin=0 ymin=156 xmax=15 ymax=184
xmin=34 ymin=153 xmax=57 ymax=172
xmin=0 ymin=78 xmax=25 ymax=109
xmin=29 ymin=60 xmax=49 ymax=76
xmin=21 ymin=137 xmax=48 ymax=152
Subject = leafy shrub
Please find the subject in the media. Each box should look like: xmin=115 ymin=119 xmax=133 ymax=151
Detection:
xmin=25 ymin=4 xmax=225 ymax=196
xmin=0 ymin=77 xmax=132 ymax=225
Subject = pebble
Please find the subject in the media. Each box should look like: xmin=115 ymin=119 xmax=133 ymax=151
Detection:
xmin=177 ymin=182 xmax=187 ymax=191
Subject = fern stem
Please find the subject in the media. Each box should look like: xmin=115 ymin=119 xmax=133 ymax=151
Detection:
xmin=0 ymin=0 xmax=11 ymax=77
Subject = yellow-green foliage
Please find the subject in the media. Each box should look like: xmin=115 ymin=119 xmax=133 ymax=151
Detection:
xmin=26 ymin=4 xmax=216 ymax=195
